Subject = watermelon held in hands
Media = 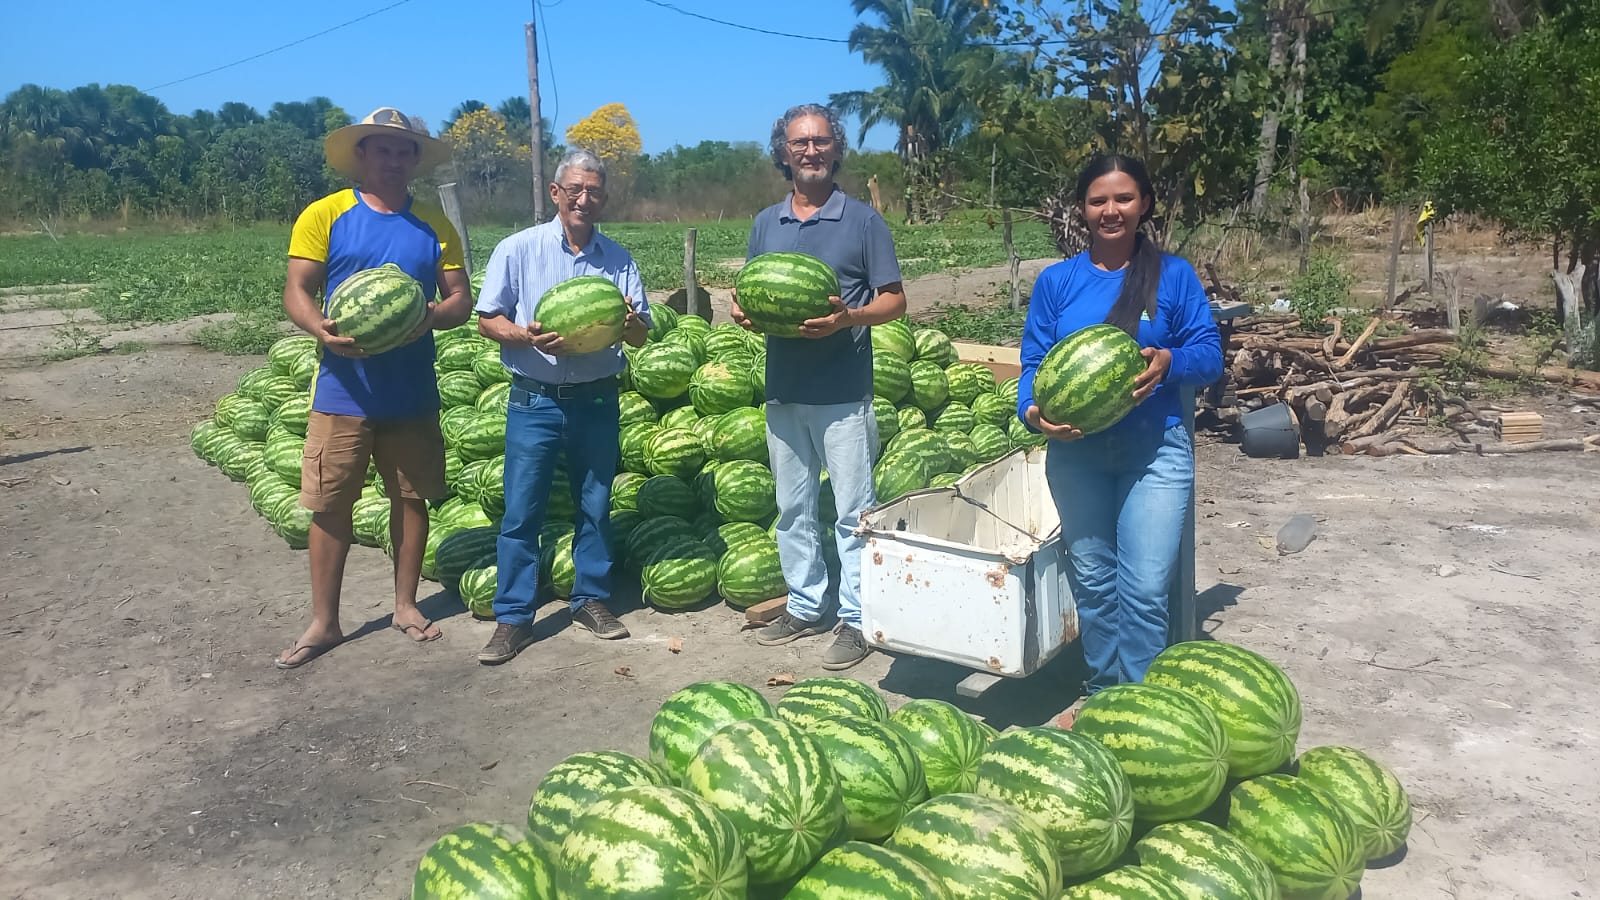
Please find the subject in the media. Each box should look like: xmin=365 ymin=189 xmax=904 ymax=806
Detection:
xmin=1068 ymin=683 xmax=1231 ymax=823
xmin=1033 ymin=323 xmax=1148 ymax=434
xmin=325 ymin=263 xmax=428 ymax=356
xmin=1294 ymin=745 xmax=1412 ymax=861
xmin=735 ymin=251 xmax=840 ymax=337
xmin=533 ymin=275 xmax=627 ymax=354
xmin=1227 ymin=774 xmax=1365 ymax=900
xmin=1141 ymin=640 xmax=1303 ymax=779
xmin=412 ymin=821 xmax=555 ymax=900
xmin=557 ymin=785 xmax=747 ymax=899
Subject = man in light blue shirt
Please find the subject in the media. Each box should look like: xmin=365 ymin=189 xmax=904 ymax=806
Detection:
xmin=474 ymin=149 xmax=651 ymax=665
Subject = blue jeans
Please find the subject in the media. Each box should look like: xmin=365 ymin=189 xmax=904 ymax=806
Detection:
xmin=766 ymin=398 xmax=878 ymax=627
xmin=493 ymin=382 xmax=619 ymax=625
xmin=1045 ymin=421 xmax=1193 ymax=693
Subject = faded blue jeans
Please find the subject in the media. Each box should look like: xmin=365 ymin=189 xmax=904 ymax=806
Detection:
xmin=493 ymin=380 xmax=619 ymax=626
xmin=1045 ymin=420 xmax=1193 ymax=693
xmin=766 ymin=398 xmax=878 ymax=627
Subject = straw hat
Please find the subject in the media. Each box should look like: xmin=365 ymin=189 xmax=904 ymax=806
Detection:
xmin=324 ymin=107 xmax=451 ymax=181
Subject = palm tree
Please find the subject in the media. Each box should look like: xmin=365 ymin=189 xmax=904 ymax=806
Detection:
xmin=829 ymin=0 xmax=998 ymax=223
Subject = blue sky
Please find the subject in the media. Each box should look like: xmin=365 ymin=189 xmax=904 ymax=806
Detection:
xmin=2 ymin=0 xmax=902 ymax=155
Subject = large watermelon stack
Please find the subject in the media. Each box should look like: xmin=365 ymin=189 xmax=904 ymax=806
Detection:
xmin=325 ymin=263 xmax=428 ymax=356
xmin=734 ymin=251 xmax=840 ymax=337
xmin=533 ymin=274 xmax=627 ymax=354
xmin=1032 ymin=323 xmax=1147 ymax=434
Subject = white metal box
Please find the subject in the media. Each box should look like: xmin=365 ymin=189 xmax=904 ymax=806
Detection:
xmin=858 ymin=448 xmax=1078 ymax=678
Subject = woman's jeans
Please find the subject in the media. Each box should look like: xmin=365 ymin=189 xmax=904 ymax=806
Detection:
xmin=1045 ymin=421 xmax=1193 ymax=693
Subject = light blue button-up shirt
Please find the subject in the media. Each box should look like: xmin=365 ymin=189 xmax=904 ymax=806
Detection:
xmin=475 ymin=218 xmax=652 ymax=384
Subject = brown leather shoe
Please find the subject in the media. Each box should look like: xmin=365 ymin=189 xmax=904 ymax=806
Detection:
xmin=572 ymin=602 xmax=629 ymax=639
xmin=478 ymin=623 xmax=535 ymax=665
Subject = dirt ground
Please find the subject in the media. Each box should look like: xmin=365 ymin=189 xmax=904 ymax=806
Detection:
xmin=4 ymin=339 xmax=1597 ymax=900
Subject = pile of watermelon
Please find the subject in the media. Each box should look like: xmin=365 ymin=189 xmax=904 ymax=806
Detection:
xmin=188 ymin=298 xmax=1043 ymax=614
xmin=412 ymin=639 xmax=1411 ymax=899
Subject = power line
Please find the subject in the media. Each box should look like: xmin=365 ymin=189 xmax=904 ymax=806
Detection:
xmin=144 ymin=0 xmax=416 ymax=92
xmin=634 ymin=0 xmax=847 ymax=43
xmin=538 ymin=0 xmax=559 ymax=130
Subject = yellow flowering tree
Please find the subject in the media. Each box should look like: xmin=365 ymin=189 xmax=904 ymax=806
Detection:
xmin=564 ymin=103 xmax=642 ymax=185
xmin=444 ymin=108 xmax=526 ymax=197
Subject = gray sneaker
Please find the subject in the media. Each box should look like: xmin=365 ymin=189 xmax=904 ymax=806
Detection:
xmin=572 ymin=601 xmax=630 ymax=640
xmin=478 ymin=623 xmax=535 ymax=665
xmin=821 ymin=624 xmax=871 ymax=670
xmin=755 ymin=612 xmax=826 ymax=646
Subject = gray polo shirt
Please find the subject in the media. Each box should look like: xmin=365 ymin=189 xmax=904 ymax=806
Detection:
xmin=747 ymin=187 xmax=903 ymax=405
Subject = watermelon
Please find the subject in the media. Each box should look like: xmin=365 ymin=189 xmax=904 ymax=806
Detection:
xmin=619 ymin=422 xmax=659 ymax=474
xmin=689 ymin=362 xmax=753 ymax=417
xmin=934 ymin=402 xmax=976 ymax=434
xmin=1227 ymin=775 xmax=1364 ymax=900
xmin=1061 ymin=866 xmax=1189 ymax=900
xmin=473 ymin=346 xmax=511 ymax=388
xmin=716 ymin=521 xmax=769 ymax=552
xmin=872 ymin=451 xmax=930 ymax=503
xmin=228 ymin=399 xmax=271 ymax=442
xmin=788 ymin=841 xmax=951 ymax=900
xmin=618 ymin=390 xmax=659 ymax=427
xmin=1070 ymin=683 xmax=1230 ymax=823
xmin=684 ymin=716 xmax=848 ymax=885
xmin=1009 ymin=416 xmax=1048 ymax=449
xmin=325 ymin=263 xmax=427 ymax=356
xmin=526 ymin=750 xmax=669 ymax=852
xmin=636 ymin=474 xmax=699 ymax=520
xmin=456 ymin=414 xmax=506 ymax=462
xmin=435 ymin=527 xmax=498 ymax=594
xmin=557 ymin=785 xmax=747 ymax=899
xmin=431 ymin=370 xmax=476 ymax=410
xmin=190 ymin=419 xmax=223 ymax=464
xmin=660 ymin=404 xmax=700 ymax=432
xmin=662 ymin=326 xmax=708 ymax=365
xmin=735 ymin=251 xmax=840 ymax=337
xmin=412 ymin=822 xmax=554 ymax=900
xmin=1294 ymin=746 xmax=1411 ymax=861
xmin=645 ymin=427 xmax=705 ymax=480
xmin=716 ymin=538 xmax=786 ymax=609
xmin=871 ymin=396 xmax=901 ymax=447
xmin=969 ymin=423 xmax=1011 ymax=461
xmin=974 ymin=726 xmax=1135 ymax=878
xmin=630 ymin=341 xmax=699 ymax=400
xmin=710 ymin=459 xmax=777 ymax=524
xmin=942 ymin=433 xmax=979 ymax=471
xmin=872 ymin=318 xmax=916 ymax=363
xmin=641 ymin=538 xmax=719 ymax=609
xmin=251 ymin=375 xmax=302 ymax=411
xmin=275 ymin=502 xmax=313 ymax=550
xmin=674 ymin=314 xmax=712 ymax=338
xmin=710 ymin=406 xmax=769 ymax=464
xmin=704 ymin=324 xmax=757 ymax=361
xmin=627 ymin=515 xmax=698 ymax=568
xmin=1135 ymin=820 xmax=1280 ymax=900
xmin=929 ymin=472 xmax=961 ymax=489
xmin=888 ymin=699 xmax=995 ymax=796
xmin=885 ymin=793 xmax=1063 ymax=900
xmin=1033 ymin=323 xmax=1147 ymax=434
xmin=895 ymin=406 xmax=927 ymax=434
xmin=285 ymin=350 xmax=317 ymax=388
xmin=547 ymin=532 xmax=576 ymax=597
xmin=648 ymin=681 xmax=774 ymax=783
xmin=807 ymin=715 xmax=928 ymax=840
xmin=913 ymin=328 xmax=956 ymax=367
xmin=436 ymin=335 xmax=485 ymax=372
xmin=873 ymin=351 xmax=912 ymax=403
xmin=608 ymin=510 xmax=643 ymax=564
xmin=946 ymin=362 xmax=997 ymax=404
xmin=460 ymin=565 xmax=497 ymax=618
xmin=1142 ymin=640 xmax=1302 ymax=779
xmin=970 ymin=392 xmax=1012 ymax=429
xmin=777 ymin=677 xmax=889 ymax=727
xmin=647 ymin=301 xmax=680 ymax=340
xmin=908 ymin=360 xmax=950 ymax=411
xmin=534 ymin=275 xmax=626 ymax=354
xmin=353 ymin=496 xmax=390 ymax=547
xmin=268 ymin=335 xmax=317 ymax=375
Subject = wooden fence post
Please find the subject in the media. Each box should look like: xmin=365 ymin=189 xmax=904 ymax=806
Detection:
xmin=684 ymin=227 xmax=704 ymax=319
xmin=1003 ymin=208 xmax=1021 ymax=310
xmin=437 ymin=182 xmax=472 ymax=276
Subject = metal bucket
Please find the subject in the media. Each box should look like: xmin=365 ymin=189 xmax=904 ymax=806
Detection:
xmin=1240 ymin=402 xmax=1301 ymax=459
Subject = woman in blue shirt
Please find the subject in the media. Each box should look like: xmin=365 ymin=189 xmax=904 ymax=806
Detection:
xmin=1017 ymin=155 xmax=1223 ymax=712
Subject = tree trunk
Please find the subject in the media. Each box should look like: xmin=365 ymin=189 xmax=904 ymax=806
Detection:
xmin=1249 ymin=3 xmax=1291 ymax=216
xmin=1288 ymin=11 xmax=1310 ymax=267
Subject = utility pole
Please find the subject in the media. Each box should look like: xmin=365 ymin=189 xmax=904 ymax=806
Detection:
xmin=526 ymin=16 xmax=546 ymax=221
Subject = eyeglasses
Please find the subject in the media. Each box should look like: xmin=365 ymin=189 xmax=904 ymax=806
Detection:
xmin=786 ymin=137 xmax=835 ymax=152
xmin=557 ymin=184 xmax=604 ymax=200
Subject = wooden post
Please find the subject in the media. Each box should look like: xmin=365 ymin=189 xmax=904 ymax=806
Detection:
xmin=1553 ymin=265 xmax=1586 ymax=349
xmin=1296 ymin=176 xmax=1311 ymax=275
xmin=989 ymin=144 xmax=997 ymax=209
xmin=684 ymin=227 xmax=704 ymax=319
xmin=1424 ymin=221 xmax=1435 ymax=291
xmin=1446 ymin=270 xmax=1462 ymax=333
xmin=1384 ymin=205 xmax=1406 ymax=309
xmin=867 ymin=175 xmax=882 ymax=213
xmin=437 ymin=182 xmax=473 ymax=276
xmin=1003 ymin=208 xmax=1020 ymax=310
xmin=525 ymin=20 xmax=547 ymax=222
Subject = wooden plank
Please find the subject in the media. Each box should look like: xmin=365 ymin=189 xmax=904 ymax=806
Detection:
xmin=743 ymin=597 xmax=787 ymax=625
xmin=952 ymin=341 xmax=1021 ymax=365
xmin=956 ymin=671 xmax=1005 ymax=699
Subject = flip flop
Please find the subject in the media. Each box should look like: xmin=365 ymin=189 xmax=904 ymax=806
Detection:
xmin=391 ymin=618 xmax=442 ymax=643
xmin=274 ymin=639 xmax=343 ymax=670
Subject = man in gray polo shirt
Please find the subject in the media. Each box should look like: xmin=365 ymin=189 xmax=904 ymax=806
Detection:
xmin=474 ymin=149 xmax=651 ymax=665
xmin=732 ymin=103 xmax=907 ymax=670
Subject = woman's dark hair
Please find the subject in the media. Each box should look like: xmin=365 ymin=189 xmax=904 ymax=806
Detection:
xmin=1075 ymin=154 xmax=1160 ymax=337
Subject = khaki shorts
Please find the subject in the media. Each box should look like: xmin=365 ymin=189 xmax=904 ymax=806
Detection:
xmin=300 ymin=412 xmax=447 ymax=511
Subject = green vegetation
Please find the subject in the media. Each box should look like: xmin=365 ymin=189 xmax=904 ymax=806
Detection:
xmin=1287 ymin=255 xmax=1355 ymax=332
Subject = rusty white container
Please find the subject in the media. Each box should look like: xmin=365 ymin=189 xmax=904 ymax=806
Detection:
xmin=858 ymin=448 xmax=1078 ymax=679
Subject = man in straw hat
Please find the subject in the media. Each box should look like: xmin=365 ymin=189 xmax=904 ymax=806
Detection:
xmin=275 ymin=107 xmax=473 ymax=669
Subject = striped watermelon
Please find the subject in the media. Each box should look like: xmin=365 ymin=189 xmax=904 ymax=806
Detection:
xmin=888 ymin=699 xmax=995 ymax=796
xmin=913 ymin=328 xmax=956 ymax=367
xmin=619 ymin=422 xmax=659 ymax=474
xmin=1009 ymin=416 xmax=1048 ymax=449
xmin=907 ymin=360 xmax=949 ymax=412
xmin=684 ymin=716 xmax=848 ymax=885
xmin=455 ymin=458 xmax=490 ymax=503
xmin=970 ymin=392 xmax=1012 ymax=429
xmin=268 ymin=335 xmax=317 ymax=375
xmin=353 ymin=496 xmax=389 ymax=547
xmin=789 ymin=841 xmax=951 ymax=900
xmin=873 ymin=451 xmax=930 ymax=503
xmin=942 ymin=432 xmax=979 ymax=471
xmin=475 ymin=382 xmax=511 ymax=416
xmin=974 ymin=726 xmax=1135 ymax=878
xmin=710 ymin=459 xmax=777 ymax=524
xmin=228 ymin=399 xmax=271 ymax=442
xmin=190 ymin=420 xmax=220 ymax=462
xmin=269 ymin=394 xmax=311 ymax=437
xmin=610 ymin=472 xmax=647 ymax=512
xmin=1134 ymin=820 xmax=1280 ymax=900
xmin=438 ymin=370 xmax=480 ymax=409
xmin=436 ymin=335 xmax=485 ymax=372
xmin=871 ymin=396 xmax=901 ymax=447
xmin=325 ymin=263 xmax=427 ymax=356
xmin=716 ymin=521 xmax=769 ymax=552
xmin=1294 ymin=746 xmax=1411 ymax=861
xmin=735 ymin=251 xmax=840 ymax=337
xmin=534 ymin=275 xmax=627 ymax=354
xmin=285 ymin=350 xmax=317 ymax=389
xmin=460 ymin=564 xmax=497 ymax=618
xmin=1227 ymin=775 xmax=1364 ymax=900
xmin=1070 ymin=683 xmax=1230 ymax=823
xmin=636 ymin=474 xmax=699 ymax=520
xmin=1061 ymin=866 xmax=1189 ymax=900
xmin=608 ymin=510 xmax=643 ymax=564
xmin=456 ymin=414 xmax=506 ymax=462
xmin=473 ymin=346 xmax=511 ymax=388
xmin=435 ymin=527 xmax=498 ymax=595
xmin=969 ymin=423 xmax=1011 ymax=461
xmin=934 ymin=402 xmax=976 ymax=434
xmin=526 ymin=750 xmax=670 ymax=852
xmin=647 ymin=301 xmax=679 ymax=340
xmin=265 ymin=437 xmax=305 ymax=487
xmin=659 ymin=404 xmax=700 ymax=432
xmin=645 ymin=427 xmax=705 ymax=479
xmin=807 ymin=716 xmax=928 ymax=840
xmin=1033 ymin=323 xmax=1147 ymax=434
xmin=777 ymin=677 xmax=889 ymax=727
xmin=547 ymin=532 xmax=576 ymax=597
xmin=689 ymin=362 xmax=753 ymax=416
xmin=691 ymin=410 xmax=723 ymax=449
xmin=649 ymin=681 xmax=774 ymax=783
xmin=896 ymin=406 xmax=928 ymax=434
xmin=275 ymin=501 xmax=314 ymax=550
xmin=251 ymin=375 xmax=302 ymax=411
xmin=618 ymin=390 xmax=659 ymax=427
xmin=557 ymin=785 xmax=747 ymax=899
xmin=710 ymin=406 xmax=768 ymax=464
xmin=641 ymin=538 xmax=719 ymax=609
xmin=872 ymin=318 xmax=916 ymax=363
xmin=412 ymin=822 xmax=554 ymax=900
xmin=716 ymin=538 xmax=786 ymax=609
xmin=873 ymin=351 xmax=912 ymax=403
xmin=663 ymin=326 xmax=708 ymax=366
xmin=1142 ymin=640 xmax=1302 ymax=778
xmin=627 ymin=515 xmax=698 ymax=569
xmin=929 ymin=472 xmax=961 ymax=489
xmin=631 ymin=341 xmax=699 ymax=400
xmin=886 ymin=793 xmax=1063 ymax=900
xmin=674 ymin=314 xmax=712 ymax=338
xmin=886 ymin=428 xmax=952 ymax=473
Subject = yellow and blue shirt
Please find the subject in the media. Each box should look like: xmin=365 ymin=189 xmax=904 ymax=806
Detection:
xmin=288 ymin=189 xmax=465 ymax=419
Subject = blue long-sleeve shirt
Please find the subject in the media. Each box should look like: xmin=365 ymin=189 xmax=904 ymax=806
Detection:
xmin=1017 ymin=251 xmax=1223 ymax=434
